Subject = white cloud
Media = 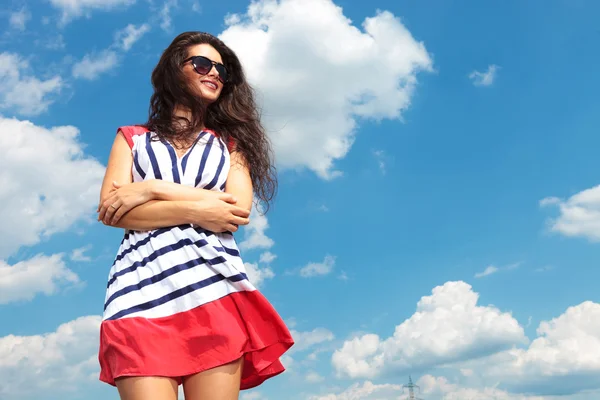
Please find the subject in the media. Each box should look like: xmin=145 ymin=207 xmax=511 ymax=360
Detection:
xmin=332 ymin=281 xmax=527 ymax=379
xmin=0 ymin=53 xmax=63 ymax=116
xmin=191 ymin=1 xmax=201 ymax=13
xmin=259 ymin=251 xmax=277 ymax=263
xmin=481 ymin=301 xmax=600 ymax=395
xmin=219 ymin=0 xmax=433 ymax=179
xmin=299 ymin=255 xmax=336 ymax=277
xmin=241 ymin=392 xmax=268 ymax=400
xmin=70 ymin=245 xmax=93 ymax=262
xmin=49 ymin=0 xmax=136 ymax=25
xmin=541 ymin=185 xmax=600 ymax=242
xmin=114 ymin=23 xmax=150 ymax=51
xmin=475 ymin=265 xmax=498 ymax=278
xmin=309 ymin=381 xmax=403 ymax=400
xmin=239 ymin=208 xmax=275 ymax=251
xmin=72 ymin=50 xmax=119 ymax=80
xmin=0 ymin=315 xmax=101 ymax=398
xmin=290 ymin=327 xmax=335 ymax=353
xmin=9 ymin=8 xmax=31 ymax=31
xmin=0 ymin=117 xmax=105 ymax=258
xmin=0 ymin=254 xmax=80 ymax=304
xmin=373 ymin=150 xmax=386 ymax=174
xmin=159 ymin=0 xmax=177 ymax=31
xmin=244 ymin=262 xmax=275 ymax=288
xmin=314 ymin=375 xmax=600 ymax=400
xmin=417 ymin=375 xmax=545 ymax=400
xmin=305 ymin=371 xmax=325 ymax=383
xmin=469 ymin=64 xmax=499 ymax=86
xmin=475 ymin=262 xmax=521 ymax=278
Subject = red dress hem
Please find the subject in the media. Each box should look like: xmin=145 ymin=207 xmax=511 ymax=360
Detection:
xmin=98 ymin=290 xmax=294 ymax=389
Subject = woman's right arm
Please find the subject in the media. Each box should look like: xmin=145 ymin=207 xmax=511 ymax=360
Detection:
xmin=98 ymin=132 xmax=249 ymax=232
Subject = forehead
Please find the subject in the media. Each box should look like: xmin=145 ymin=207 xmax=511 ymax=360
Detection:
xmin=187 ymin=43 xmax=223 ymax=64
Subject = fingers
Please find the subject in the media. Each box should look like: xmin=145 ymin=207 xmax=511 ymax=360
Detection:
xmin=103 ymin=199 xmax=122 ymax=225
xmin=98 ymin=191 xmax=118 ymax=218
xmin=110 ymin=205 xmax=127 ymax=225
xmin=226 ymin=224 xmax=239 ymax=232
xmin=218 ymin=193 xmax=237 ymax=204
xmin=229 ymin=205 xmax=250 ymax=218
xmin=230 ymin=216 xmax=250 ymax=226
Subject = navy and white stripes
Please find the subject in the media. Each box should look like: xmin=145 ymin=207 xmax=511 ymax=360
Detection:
xmin=103 ymin=130 xmax=254 ymax=321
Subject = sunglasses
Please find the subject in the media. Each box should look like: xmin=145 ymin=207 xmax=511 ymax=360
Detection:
xmin=182 ymin=55 xmax=229 ymax=83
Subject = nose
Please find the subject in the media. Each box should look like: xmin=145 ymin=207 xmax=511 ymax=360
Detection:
xmin=208 ymin=65 xmax=219 ymax=78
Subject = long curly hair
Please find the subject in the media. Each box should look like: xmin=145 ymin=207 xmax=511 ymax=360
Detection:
xmin=145 ymin=31 xmax=276 ymax=210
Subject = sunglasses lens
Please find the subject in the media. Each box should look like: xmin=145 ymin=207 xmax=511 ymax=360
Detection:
xmin=193 ymin=56 xmax=212 ymax=75
xmin=192 ymin=56 xmax=229 ymax=82
xmin=215 ymin=65 xmax=228 ymax=82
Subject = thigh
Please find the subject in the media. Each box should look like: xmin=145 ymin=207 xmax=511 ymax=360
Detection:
xmin=116 ymin=376 xmax=179 ymax=400
xmin=183 ymin=357 xmax=244 ymax=400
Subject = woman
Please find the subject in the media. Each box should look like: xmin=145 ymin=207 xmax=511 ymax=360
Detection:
xmin=96 ymin=31 xmax=294 ymax=400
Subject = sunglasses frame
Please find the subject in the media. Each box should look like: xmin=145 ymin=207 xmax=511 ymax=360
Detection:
xmin=182 ymin=55 xmax=229 ymax=83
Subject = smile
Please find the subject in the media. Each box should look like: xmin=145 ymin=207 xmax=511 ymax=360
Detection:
xmin=201 ymin=80 xmax=218 ymax=90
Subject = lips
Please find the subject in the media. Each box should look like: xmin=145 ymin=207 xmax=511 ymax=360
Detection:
xmin=201 ymin=80 xmax=218 ymax=90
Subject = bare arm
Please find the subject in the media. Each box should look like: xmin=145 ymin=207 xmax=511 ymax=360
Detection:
xmin=98 ymin=132 xmax=201 ymax=230
xmin=98 ymin=131 xmax=249 ymax=232
xmin=225 ymin=150 xmax=254 ymax=212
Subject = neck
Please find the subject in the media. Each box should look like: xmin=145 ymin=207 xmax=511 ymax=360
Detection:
xmin=173 ymin=104 xmax=205 ymax=131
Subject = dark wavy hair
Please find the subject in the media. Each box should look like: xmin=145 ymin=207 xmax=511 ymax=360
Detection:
xmin=145 ymin=31 xmax=276 ymax=210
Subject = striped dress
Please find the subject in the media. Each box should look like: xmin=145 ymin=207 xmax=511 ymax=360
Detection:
xmin=98 ymin=125 xmax=294 ymax=389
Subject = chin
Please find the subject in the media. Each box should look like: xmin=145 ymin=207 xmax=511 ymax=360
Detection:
xmin=198 ymin=89 xmax=221 ymax=104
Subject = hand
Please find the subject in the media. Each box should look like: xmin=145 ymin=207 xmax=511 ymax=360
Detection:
xmin=192 ymin=197 xmax=250 ymax=233
xmin=98 ymin=181 xmax=154 ymax=225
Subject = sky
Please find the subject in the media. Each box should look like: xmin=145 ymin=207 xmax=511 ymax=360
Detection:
xmin=1 ymin=0 xmax=600 ymax=399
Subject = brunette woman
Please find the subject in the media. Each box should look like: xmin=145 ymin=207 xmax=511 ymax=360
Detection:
xmin=96 ymin=31 xmax=294 ymax=400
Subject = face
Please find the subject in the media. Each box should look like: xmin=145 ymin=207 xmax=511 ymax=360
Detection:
xmin=182 ymin=43 xmax=225 ymax=103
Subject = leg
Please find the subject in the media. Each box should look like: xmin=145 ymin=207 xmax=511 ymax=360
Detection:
xmin=183 ymin=357 xmax=244 ymax=400
xmin=116 ymin=376 xmax=179 ymax=400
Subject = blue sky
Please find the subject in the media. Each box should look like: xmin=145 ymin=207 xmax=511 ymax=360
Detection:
xmin=1 ymin=0 xmax=600 ymax=399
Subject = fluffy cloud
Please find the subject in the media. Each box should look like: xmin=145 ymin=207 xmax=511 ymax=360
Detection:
xmin=0 ymin=316 xmax=101 ymax=398
xmin=0 ymin=117 xmax=105 ymax=258
xmin=0 ymin=53 xmax=63 ymax=116
xmin=474 ymin=265 xmax=499 ymax=278
xmin=332 ymin=281 xmax=527 ymax=378
xmin=49 ymin=0 xmax=136 ymax=24
xmin=313 ymin=375 xmax=600 ymax=400
xmin=72 ymin=50 xmax=119 ymax=80
xmin=244 ymin=262 xmax=275 ymax=288
xmin=114 ymin=23 xmax=151 ymax=51
xmin=9 ymin=8 xmax=31 ymax=31
xmin=416 ymin=375 xmax=546 ymax=400
xmin=220 ymin=0 xmax=432 ymax=178
xmin=0 ymin=254 xmax=80 ymax=304
xmin=469 ymin=64 xmax=499 ymax=86
xmin=290 ymin=327 xmax=335 ymax=353
xmin=239 ymin=208 xmax=275 ymax=251
xmin=299 ymin=255 xmax=336 ymax=277
xmin=309 ymin=381 xmax=403 ymax=400
xmin=541 ymin=185 xmax=600 ymax=242
xmin=70 ymin=245 xmax=93 ymax=262
xmin=481 ymin=301 xmax=600 ymax=395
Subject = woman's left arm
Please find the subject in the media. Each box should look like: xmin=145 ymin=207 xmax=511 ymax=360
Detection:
xmin=98 ymin=150 xmax=254 ymax=224
xmin=224 ymin=150 xmax=254 ymax=212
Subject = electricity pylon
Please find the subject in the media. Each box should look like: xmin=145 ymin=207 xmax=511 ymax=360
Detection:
xmin=402 ymin=376 xmax=423 ymax=400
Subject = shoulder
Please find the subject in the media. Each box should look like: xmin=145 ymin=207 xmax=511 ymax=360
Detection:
xmin=117 ymin=125 xmax=150 ymax=149
xmin=206 ymin=129 xmax=235 ymax=153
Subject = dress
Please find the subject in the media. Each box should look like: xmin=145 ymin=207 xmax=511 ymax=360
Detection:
xmin=98 ymin=125 xmax=294 ymax=388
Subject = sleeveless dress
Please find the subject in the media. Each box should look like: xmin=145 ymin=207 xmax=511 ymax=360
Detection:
xmin=98 ymin=125 xmax=294 ymax=389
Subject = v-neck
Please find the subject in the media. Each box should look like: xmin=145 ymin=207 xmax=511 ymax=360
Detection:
xmin=164 ymin=130 xmax=209 ymax=161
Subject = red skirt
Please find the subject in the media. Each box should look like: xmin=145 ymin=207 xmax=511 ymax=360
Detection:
xmin=98 ymin=290 xmax=294 ymax=388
